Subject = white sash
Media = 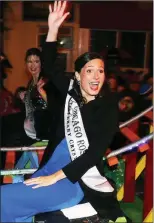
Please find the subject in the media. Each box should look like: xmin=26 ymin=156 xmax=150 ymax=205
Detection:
xmin=64 ymin=81 xmax=114 ymax=192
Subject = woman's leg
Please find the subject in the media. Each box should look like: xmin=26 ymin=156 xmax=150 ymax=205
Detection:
xmin=1 ymin=178 xmax=83 ymax=223
xmin=1 ymin=140 xmax=84 ymax=223
xmin=1 ymin=139 xmax=84 ymax=222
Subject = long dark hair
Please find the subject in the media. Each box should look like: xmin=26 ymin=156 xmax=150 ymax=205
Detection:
xmin=70 ymin=52 xmax=110 ymax=107
xmin=25 ymin=48 xmax=42 ymax=62
xmin=25 ymin=48 xmax=43 ymax=80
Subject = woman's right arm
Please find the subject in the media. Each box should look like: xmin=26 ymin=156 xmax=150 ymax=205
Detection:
xmin=42 ymin=42 xmax=69 ymax=96
xmin=42 ymin=1 xmax=70 ymax=96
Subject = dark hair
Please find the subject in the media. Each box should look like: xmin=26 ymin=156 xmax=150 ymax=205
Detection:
xmin=75 ymin=52 xmax=103 ymax=73
xmin=25 ymin=48 xmax=43 ymax=79
xmin=14 ymin=86 xmax=27 ymax=110
xmin=71 ymin=52 xmax=110 ymax=107
xmin=117 ymin=76 xmax=128 ymax=88
xmin=144 ymin=73 xmax=153 ymax=82
xmin=25 ymin=48 xmax=42 ymax=62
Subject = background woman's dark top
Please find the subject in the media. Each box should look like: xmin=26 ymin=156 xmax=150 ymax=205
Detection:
xmin=26 ymin=78 xmax=62 ymax=140
xmin=41 ymin=42 xmax=119 ymax=184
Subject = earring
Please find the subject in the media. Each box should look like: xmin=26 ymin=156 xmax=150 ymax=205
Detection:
xmin=77 ymin=80 xmax=80 ymax=85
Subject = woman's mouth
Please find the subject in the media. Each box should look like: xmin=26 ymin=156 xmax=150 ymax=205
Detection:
xmin=89 ymin=81 xmax=99 ymax=91
xmin=30 ymin=68 xmax=37 ymax=73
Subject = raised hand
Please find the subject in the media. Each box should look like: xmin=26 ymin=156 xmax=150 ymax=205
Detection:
xmin=37 ymin=78 xmax=45 ymax=92
xmin=37 ymin=78 xmax=47 ymax=102
xmin=48 ymin=1 xmax=69 ymax=31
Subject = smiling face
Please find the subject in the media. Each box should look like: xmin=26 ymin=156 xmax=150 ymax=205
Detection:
xmin=75 ymin=58 xmax=105 ymax=102
xmin=26 ymin=55 xmax=41 ymax=78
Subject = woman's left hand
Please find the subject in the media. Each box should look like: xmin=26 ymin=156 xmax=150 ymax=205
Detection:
xmin=37 ymin=78 xmax=47 ymax=102
xmin=37 ymin=78 xmax=46 ymax=92
xmin=24 ymin=174 xmax=57 ymax=189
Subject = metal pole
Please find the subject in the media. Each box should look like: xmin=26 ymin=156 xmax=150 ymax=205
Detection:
xmin=106 ymin=133 xmax=153 ymax=158
xmin=120 ymin=106 xmax=153 ymax=128
xmin=0 ymin=146 xmax=46 ymax=152
xmin=0 ymin=133 xmax=153 ymax=176
xmin=0 ymin=106 xmax=152 ymax=152
xmin=0 ymin=169 xmax=37 ymax=175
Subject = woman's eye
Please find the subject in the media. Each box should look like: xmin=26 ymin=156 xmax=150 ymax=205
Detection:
xmin=87 ymin=69 xmax=92 ymax=73
xmin=99 ymin=70 xmax=104 ymax=73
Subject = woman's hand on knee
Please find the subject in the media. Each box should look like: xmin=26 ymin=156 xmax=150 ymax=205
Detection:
xmin=23 ymin=175 xmax=57 ymax=189
xmin=23 ymin=170 xmax=66 ymax=189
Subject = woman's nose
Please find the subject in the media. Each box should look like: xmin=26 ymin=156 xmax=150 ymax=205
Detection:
xmin=94 ymin=71 xmax=99 ymax=79
xmin=31 ymin=63 xmax=35 ymax=67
